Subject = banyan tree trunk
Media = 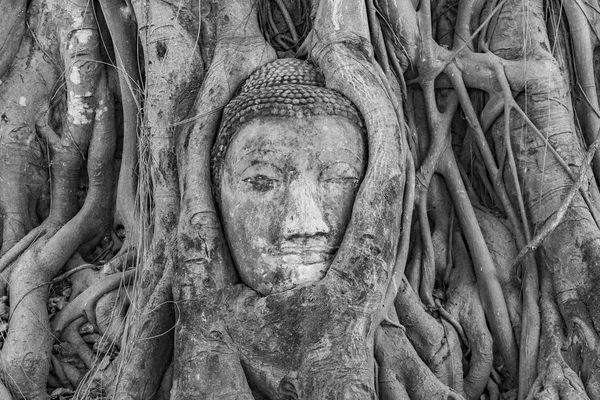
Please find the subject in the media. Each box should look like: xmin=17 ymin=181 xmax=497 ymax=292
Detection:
xmin=0 ymin=0 xmax=599 ymax=399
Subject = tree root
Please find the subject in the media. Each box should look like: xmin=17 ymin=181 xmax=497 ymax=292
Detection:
xmin=95 ymin=288 xmax=129 ymax=347
xmin=475 ymin=208 xmax=522 ymax=339
xmin=98 ymin=0 xmax=141 ymax=243
xmin=511 ymin=134 xmax=600 ymax=268
xmin=50 ymin=355 xmax=71 ymax=389
xmin=526 ymin=267 xmax=589 ymax=400
xmin=172 ymin=0 xmax=276 ymax=395
xmin=0 ymin=0 xmax=26 ymax=78
xmin=394 ymin=276 xmax=463 ymax=390
xmin=375 ymin=322 xmax=465 ymax=400
xmin=445 ymin=230 xmax=493 ymax=399
xmin=51 ymin=270 xmax=135 ymax=336
xmin=112 ymin=263 xmax=174 ymax=400
xmin=59 ymin=317 xmax=94 ymax=370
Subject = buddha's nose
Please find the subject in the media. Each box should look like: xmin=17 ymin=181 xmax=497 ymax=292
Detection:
xmin=282 ymin=179 xmax=330 ymax=239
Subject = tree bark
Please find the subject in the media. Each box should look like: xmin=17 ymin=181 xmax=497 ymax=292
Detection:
xmin=1 ymin=0 xmax=600 ymax=399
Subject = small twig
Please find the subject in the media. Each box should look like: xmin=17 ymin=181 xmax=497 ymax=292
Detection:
xmin=419 ymin=198 xmax=436 ymax=307
xmin=169 ymin=105 xmax=224 ymax=128
xmin=384 ymin=35 xmax=407 ymax=99
xmin=436 ymin=301 xmax=468 ymax=345
xmin=52 ymin=263 xmax=98 ymax=284
xmin=366 ymin=0 xmax=390 ymax=74
xmin=503 ymin=101 xmax=531 ymax=243
xmin=510 ymin=104 xmax=574 ymax=179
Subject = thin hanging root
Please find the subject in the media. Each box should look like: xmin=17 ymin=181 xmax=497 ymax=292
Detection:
xmin=458 ymin=164 xmax=482 ymax=206
xmin=449 ymin=53 xmax=542 ymax=395
xmin=436 ymin=303 xmax=468 ymax=345
xmin=488 ymin=62 xmax=600 ymax=229
xmin=444 ymin=63 xmax=526 ymax=248
xmin=445 ymin=64 xmax=541 ymax=392
xmin=51 ymin=263 xmax=98 ymax=284
xmin=366 ymin=0 xmax=390 ymax=74
xmin=475 ymin=162 xmax=501 ymax=208
xmin=511 ymin=133 xmax=600 ymax=269
xmin=506 ymin=97 xmax=600 ymax=228
xmin=266 ymin=1 xmax=281 ymax=42
xmin=405 ymin=225 xmax=422 ymax=290
xmin=273 ymin=0 xmax=299 ymax=42
xmin=439 ymin=147 xmax=519 ymax=383
xmin=502 ymin=102 xmax=530 ymax=241
xmin=51 ymin=270 xmax=135 ymax=335
xmin=495 ymin=73 xmax=540 ymax=399
xmin=384 ymin=35 xmax=407 ymax=98
xmin=418 ymin=198 xmax=436 ymax=307
xmin=407 ymin=31 xmax=519 ymax=379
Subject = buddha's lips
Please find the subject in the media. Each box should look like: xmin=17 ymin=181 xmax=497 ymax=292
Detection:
xmin=279 ymin=252 xmax=333 ymax=265
xmin=268 ymin=241 xmax=336 ymax=264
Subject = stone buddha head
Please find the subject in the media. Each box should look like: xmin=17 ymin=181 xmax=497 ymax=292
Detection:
xmin=212 ymin=59 xmax=367 ymax=296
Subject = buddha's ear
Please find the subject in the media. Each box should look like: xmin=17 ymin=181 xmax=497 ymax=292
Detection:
xmin=175 ymin=1 xmax=276 ymax=295
xmin=309 ymin=0 xmax=406 ymax=315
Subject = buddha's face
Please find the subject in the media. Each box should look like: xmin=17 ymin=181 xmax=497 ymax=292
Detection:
xmin=219 ymin=115 xmax=366 ymax=295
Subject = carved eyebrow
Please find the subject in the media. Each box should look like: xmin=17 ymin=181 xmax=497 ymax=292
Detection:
xmin=241 ymin=147 xmax=275 ymax=157
xmin=230 ymin=147 xmax=276 ymax=171
xmin=319 ymin=161 xmax=361 ymax=179
xmin=239 ymin=161 xmax=284 ymax=177
xmin=317 ymin=147 xmax=365 ymax=165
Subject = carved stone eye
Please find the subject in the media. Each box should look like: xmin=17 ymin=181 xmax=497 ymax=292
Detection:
xmin=241 ymin=162 xmax=283 ymax=191
xmin=319 ymin=162 xmax=360 ymax=185
xmin=243 ymin=174 xmax=279 ymax=191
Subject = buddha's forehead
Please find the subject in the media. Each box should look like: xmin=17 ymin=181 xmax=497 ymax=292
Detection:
xmin=226 ymin=115 xmax=366 ymax=163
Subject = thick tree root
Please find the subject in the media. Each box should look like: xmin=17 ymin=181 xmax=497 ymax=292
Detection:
xmin=445 ymin=231 xmax=493 ymax=399
xmin=394 ymin=275 xmax=463 ymax=390
xmin=112 ymin=264 xmax=174 ymax=400
xmin=375 ymin=322 xmax=465 ymax=400
xmin=60 ymin=317 xmax=94 ymax=370
xmin=526 ymin=268 xmax=590 ymax=400
xmin=51 ymin=270 xmax=135 ymax=336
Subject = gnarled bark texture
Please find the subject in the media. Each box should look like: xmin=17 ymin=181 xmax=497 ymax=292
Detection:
xmin=0 ymin=0 xmax=599 ymax=399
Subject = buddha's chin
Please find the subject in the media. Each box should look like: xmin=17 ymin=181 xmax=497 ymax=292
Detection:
xmin=242 ymin=256 xmax=332 ymax=296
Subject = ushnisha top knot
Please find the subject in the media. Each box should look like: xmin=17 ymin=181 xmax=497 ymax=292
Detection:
xmin=211 ymin=58 xmax=365 ymax=191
